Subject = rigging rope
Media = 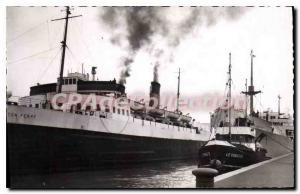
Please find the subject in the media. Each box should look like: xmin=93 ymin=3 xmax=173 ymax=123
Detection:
xmin=7 ymin=9 xmax=65 ymax=45
xmin=7 ymin=46 xmax=59 ymax=65
xmin=36 ymin=47 xmax=61 ymax=83
xmin=66 ymin=46 xmax=82 ymax=67
xmin=254 ymin=95 xmax=265 ymax=112
xmin=6 ymin=20 xmax=48 ymax=44
xmin=73 ymin=19 xmax=96 ymax=65
xmin=66 ymin=47 xmax=81 ymax=73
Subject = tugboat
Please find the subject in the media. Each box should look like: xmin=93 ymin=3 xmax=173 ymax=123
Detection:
xmin=198 ymin=53 xmax=270 ymax=173
xmin=198 ymin=122 xmax=270 ymax=173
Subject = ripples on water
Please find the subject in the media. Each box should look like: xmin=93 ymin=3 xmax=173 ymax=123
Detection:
xmin=10 ymin=160 xmax=198 ymax=188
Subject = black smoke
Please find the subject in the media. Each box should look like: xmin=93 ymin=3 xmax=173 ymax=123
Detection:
xmin=100 ymin=7 xmax=249 ymax=84
xmin=119 ymin=57 xmax=133 ymax=85
xmin=152 ymin=49 xmax=163 ymax=82
xmin=153 ymin=61 xmax=159 ymax=82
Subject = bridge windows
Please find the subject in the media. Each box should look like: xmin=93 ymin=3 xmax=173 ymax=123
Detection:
xmin=62 ymin=78 xmax=77 ymax=85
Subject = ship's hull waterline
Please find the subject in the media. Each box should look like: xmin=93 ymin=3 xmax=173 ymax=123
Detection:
xmin=7 ymin=105 xmax=209 ymax=175
xmin=7 ymin=123 xmax=206 ymax=175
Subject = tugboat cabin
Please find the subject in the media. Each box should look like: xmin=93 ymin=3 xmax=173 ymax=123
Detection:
xmin=215 ymin=126 xmax=256 ymax=151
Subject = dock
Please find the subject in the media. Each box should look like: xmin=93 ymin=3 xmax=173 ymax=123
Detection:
xmin=214 ymin=153 xmax=294 ymax=188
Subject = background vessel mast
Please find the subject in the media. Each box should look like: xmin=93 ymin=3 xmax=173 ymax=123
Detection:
xmin=176 ymin=68 xmax=181 ymax=112
xmin=242 ymin=50 xmax=261 ymax=115
xmin=244 ymin=79 xmax=248 ymax=118
xmin=228 ymin=53 xmax=232 ymax=142
xmin=278 ymin=95 xmax=281 ymax=117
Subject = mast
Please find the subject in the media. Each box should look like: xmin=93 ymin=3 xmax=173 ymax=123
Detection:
xmin=245 ymin=79 xmax=248 ymax=118
xmin=228 ymin=53 xmax=232 ymax=142
xmin=250 ymin=50 xmax=254 ymax=114
xmin=58 ymin=6 xmax=70 ymax=93
xmin=278 ymin=95 xmax=281 ymax=117
xmin=51 ymin=7 xmax=82 ymax=93
xmin=242 ymin=50 xmax=261 ymax=116
xmin=250 ymin=50 xmax=254 ymax=87
xmin=176 ymin=68 xmax=181 ymax=112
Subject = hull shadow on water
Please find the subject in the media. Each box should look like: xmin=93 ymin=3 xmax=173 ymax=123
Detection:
xmin=10 ymin=160 xmax=199 ymax=188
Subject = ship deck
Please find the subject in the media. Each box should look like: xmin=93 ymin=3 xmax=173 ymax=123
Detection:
xmin=214 ymin=152 xmax=294 ymax=188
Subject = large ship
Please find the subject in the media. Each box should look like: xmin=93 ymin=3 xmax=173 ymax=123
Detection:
xmin=7 ymin=7 xmax=210 ymax=176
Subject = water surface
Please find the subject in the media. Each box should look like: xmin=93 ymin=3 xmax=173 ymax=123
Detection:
xmin=10 ymin=160 xmax=198 ymax=188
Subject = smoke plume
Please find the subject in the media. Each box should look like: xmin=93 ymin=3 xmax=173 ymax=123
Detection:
xmin=153 ymin=62 xmax=160 ymax=82
xmin=119 ymin=57 xmax=133 ymax=85
xmin=100 ymin=7 xmax=249 ymax=84
xmin=152 ymin=49 xmax=164 ymax=82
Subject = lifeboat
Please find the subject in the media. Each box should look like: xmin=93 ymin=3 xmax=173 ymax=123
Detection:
xmin=130 ymin=100 xmax=145 ymax=111
xmin=165 ymin=111 xmax=180 ymax=120
xmin=147 ymin=108 xmax=164 ymax=116
xmin=180 ymin=115 xmax=192 ymax=123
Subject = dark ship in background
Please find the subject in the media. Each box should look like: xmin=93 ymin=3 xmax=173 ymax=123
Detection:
xmin=198 ymin=51 xmax=293 ymax=173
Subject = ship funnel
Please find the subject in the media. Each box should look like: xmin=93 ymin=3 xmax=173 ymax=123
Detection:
xmin=91 ymin=67 xmax=97 ymax=81
xmin=149 ymin=81 xmax=160 ymax=109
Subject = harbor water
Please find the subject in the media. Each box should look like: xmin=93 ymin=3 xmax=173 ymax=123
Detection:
xmin=9 ymin=160 xmax=197 ymax=188
xmin=9 ymin=153 xmax=294 ymax=189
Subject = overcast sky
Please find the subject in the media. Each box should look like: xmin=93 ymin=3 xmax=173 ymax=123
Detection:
xmin=6 ymin=6 xmax=293 ymax=122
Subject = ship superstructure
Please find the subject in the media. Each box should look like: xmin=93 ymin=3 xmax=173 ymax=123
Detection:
xmin=258 ymin=96 xmax=294 ymax=139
